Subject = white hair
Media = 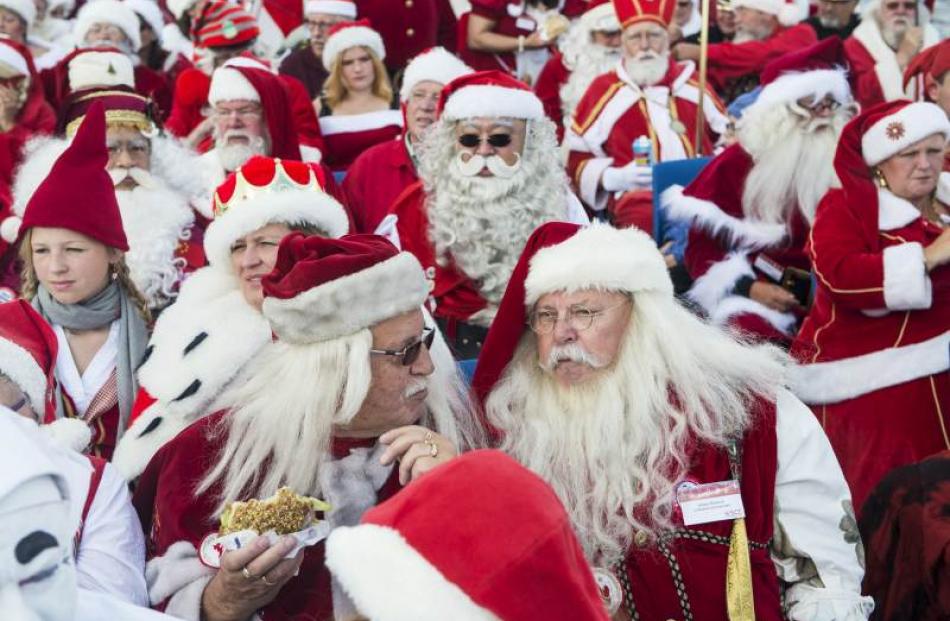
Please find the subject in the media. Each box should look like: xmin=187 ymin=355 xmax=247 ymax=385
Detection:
xmin=738 ymin=100 xmax=855 ymax=225
xmin=416 ymin=118 xmax=570 ymax=322
xmin=486 ymin=291 xmax=789 ymax=565
xmin=558 ymin=28 xmax=622 ymax=121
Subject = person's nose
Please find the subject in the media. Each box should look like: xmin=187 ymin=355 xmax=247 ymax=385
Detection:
xmin=475 ymin=137 xmax=494 ymax=157
xmin=552 ymin=313 xmax=577 ymax=344
xmin=410 ymin=341 xmax=435 ymax=377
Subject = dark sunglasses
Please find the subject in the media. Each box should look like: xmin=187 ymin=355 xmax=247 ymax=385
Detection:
xmin=458 ymin=133 xmax=513 ymax=148
xmin=370 ymin=327 xmax=436 ymax=366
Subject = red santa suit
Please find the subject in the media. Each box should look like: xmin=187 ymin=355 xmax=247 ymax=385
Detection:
xmin=534 ymin=50 xmax=571 ymax=136
xmin=356 ymin=0 xmax=459 ymax=72
xmin=789 ymin=101 xmax=950 ymax=514
xmin=844 ymin=16 xmax=940 ymax=109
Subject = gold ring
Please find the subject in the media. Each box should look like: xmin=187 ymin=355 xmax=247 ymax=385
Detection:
xmin=423 ymin=430 xmax=433 ymax=444
xmin=429 ymin=442 xmax=439 ymax=458
xmin=242 ymin=566 xmax=255 ymax=580
xmin=261 ymin=574 xmax=277 ymax=587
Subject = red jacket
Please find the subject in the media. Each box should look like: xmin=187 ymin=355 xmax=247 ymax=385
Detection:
xmin=707 ymin=24 xmax=817 ymax=93
xmin=343 ymin=137 xmax=417 ymax=233
xmin=357 ymin=0 xmax=458 ymax=71
xmin=534 ymin=50 xmax=570 ymax=140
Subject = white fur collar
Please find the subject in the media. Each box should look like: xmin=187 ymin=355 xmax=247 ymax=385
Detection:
xmin=878 ymin=189 xmax=922 ymax=231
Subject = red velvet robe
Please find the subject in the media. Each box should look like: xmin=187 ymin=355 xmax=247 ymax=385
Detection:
xmin=534 ymin=50 xmax=570 ymax=140
xmin=356 ymin=0 xmax=458 ymax=72
xmin=790 ymin=189 xmax=949 ymax=514
xmin=342 ymin=137 xmax=417 ymax=234
xmin=133 ymin=411 xmax=404 ymax=620
xmin=318 ymin=111 xmax=402 ymax=172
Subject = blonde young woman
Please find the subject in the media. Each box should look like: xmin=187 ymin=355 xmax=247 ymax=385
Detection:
xmin=15 ymin=103 xmax=149 ymax=460
xmin=317 ymin=19 xmax=402 ymax=172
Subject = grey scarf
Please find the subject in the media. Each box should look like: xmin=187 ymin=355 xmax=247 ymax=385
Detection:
xmin=33 ymin=281 xmax=148 ymax=440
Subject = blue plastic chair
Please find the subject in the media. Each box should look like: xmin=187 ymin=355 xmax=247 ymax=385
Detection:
xmin=457 ymin=359 xmax=477 ymax=385
xmin=333 ymin=170 xmax=346 ymax=185
xmin=651 ymin=157 xmax=710 ymax=261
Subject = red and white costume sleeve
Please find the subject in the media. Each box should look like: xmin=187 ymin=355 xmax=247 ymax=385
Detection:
xmin=843 ymin=19 xmax=941 ymax=110
xmin=663 ymin=144 xmax=810 ymax=342
xmin=534 ymin=50 xmax=571 ymax=139
xmin=565 ymin=60 xmax=727 ymax=211
xmin=318 ymin=110 xmax=403 ymax=172
xmin=706 ymin=24 xmax=816 ymax=91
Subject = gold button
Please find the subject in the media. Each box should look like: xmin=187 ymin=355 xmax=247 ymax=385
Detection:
xmin=406 ymin=27 xmax=415 ymax=36
xmin=634 ymin=530 xmax=649 ymax=547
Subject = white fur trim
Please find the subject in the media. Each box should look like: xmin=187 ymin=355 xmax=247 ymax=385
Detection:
xmin=43 ymin=418 xmax=92 ymax=452
xmin=938 ymin=171 xmax=950 ymax=207
xmin=111 ymin=402 xmax=189 ymax=481
xmin=74 ymin=0 xmax=142 ymax=50
xmin=877 ymin=189 xmax=922 ymax=230
xmin=861 ymin=102 xmax=950 ymax=166
xmin=208 ymin=66 xmax=259 ymax=105
xmin=262 ymin=252 xmax=428 ymax=343
xmin=882 ymin=242 xmax=931 ymax=310
xmin=756 ymin=69 xmax=851 ymax=108
xmin=524 ymin=222 xmax=673 ymax=304
xmin=0 ymin=214 xmax=21 ymax=243
xmin=851 ymin=19 xmax=940 ymax=103
xmin=442 ymin=85 xmax=545 ymax=121
xmin=580 ymin=2 xmax=619 ymax=31
xmin=0 ymin=43 xmax=29 ymax=76
xmin=12 ymin=136 xmax=69 ymax=220
xmin=126 ymin=0 xmax=165 ymax=40
xmin=789 ymin=332 xmax=950 ymax=404
xmin=400 ymin=47 xmax=472 ymax=102
xmin=145 ymin=541 xmax=216 ymax=619
xmin=322 ymin=25 xmax=385 ymax=71
xmin=305 ymin=0 xmax=356 ymax=18
xmin=317 ymin=109 xmax=403 ymax=136
xmin=709 ymin=294 xmax=797 ymax=335
xmin=204 ymin=191 xmax=350 ymax=269
xmin=326 ymin=525 xmax=499 ymax=621
xmin=0 ymin=338 xmax=47 ymax=417
xmin=578 ymin=156 xmax=612 ymax=211
xmin=0 ymin=0 xmax=35 ymax=25
xmin=662 ymin=185 xmax=789 ymax=248
xmin=686 ymin=251 xmax=754 ymax=315
xmin=732 ymin=0 xmax=807 ymax=25
xmin=167 ymin=0 xmax=197 ymax=19
xmin=68 ymin=50 xmax=135 ymax=91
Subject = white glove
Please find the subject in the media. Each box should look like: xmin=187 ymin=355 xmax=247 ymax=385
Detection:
xmin=600 ymin=160 xmax=653 ymax=193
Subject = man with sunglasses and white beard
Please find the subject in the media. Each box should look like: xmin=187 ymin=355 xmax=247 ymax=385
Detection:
xmin=133 ymin=232 xmax=475 ymax=621
xmin=844 ymin=0 xmax=940 ymax=109
xmin=388 ymin=70 xmax=588 ymax=359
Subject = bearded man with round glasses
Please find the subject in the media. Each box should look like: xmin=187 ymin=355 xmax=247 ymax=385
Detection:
xmin=389 ymin=70 xmax=588 ymax=359
xmin=666 ymin=38 xmax=857 ymax=345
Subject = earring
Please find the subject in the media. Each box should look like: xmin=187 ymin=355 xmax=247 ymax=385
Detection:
xmin=873 ymin=169 xmax=889 ymax=189
xmin=110 ymin=265 xmax=118 ymax=281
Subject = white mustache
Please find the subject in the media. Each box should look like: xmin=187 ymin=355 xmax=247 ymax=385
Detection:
xmin=109 ymin=167 xmax=156 ymax=189
xmin=452 ymin=152 xmax=522 ymax=179
xmin=541 ymin=343 xmax=605 ymax=372
xmin=404 ymin=380 xmax=429 ymax=398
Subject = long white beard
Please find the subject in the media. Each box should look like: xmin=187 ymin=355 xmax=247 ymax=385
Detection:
xmin=881 ymin=15 xmax=912 ymax=48
xmin=487 ymin=293 xmax=788 ymax=565
xmin=558 ymin=27 xmax=622 ymax=120
xmin=214 ymin=131 xmax=269 ymax=172
xmin=417 ymin=119 xmax=570 ymax=320
xmin=114 ymin=178 xmax=194 ymax=307
xmin=738 ymin=102 xmax=854 ymax=225
xmin=624 ymin=52 xmax=670 ymax=87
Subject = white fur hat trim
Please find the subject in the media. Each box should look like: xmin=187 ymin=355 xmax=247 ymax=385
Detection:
xmin=0 ymin=0 xmax=35 ymax=26
xmin=0 ymin=338 xmax=47 ymax=417
xmin=754 ymin=68 xmax=851 ymax=108
xmin=0 ymin=43 xmax=29 ymax=76
xmin=938 ymin=171 xmax=950 ymax=207
xmin=0 ymin=214 xmax=20 ymax=243
xmin=442 ymin=85 xmax=544 ymax=121
xmin=204 ymin=191 xmax=350 ymax=271
xmin=262 ymin=252 xmax=428 ymax=344
xmin=305 ymin=0 xmax=357 ymax=18
xmin=525 ymin=222 xmax=673 ymax=305
xmin=731 ymin=0 xmax=807 ymax=26
xmin=208 ymin=66 xmax=260 ymax=104
xmin=400 ymin=47 xmax=472 ymax=102
xmin=862 ymin=101 xmax=950 ymax=166
xmin=167 ymin=0 xmax=197 ymax=19
xmin=68 ymin=50 xmax=135 ymax=91
xmin=126 ymin=0 xmax=165 ymax=39
xmin=43 ymin=418 xmax=92 ymax=453
xmin=322 ymin=25 xmax=385 ymax=71
xmin=74 ymin=0 xmax=143 ymax=51
xmin=580 ymin=1 xmax=619 ymax=31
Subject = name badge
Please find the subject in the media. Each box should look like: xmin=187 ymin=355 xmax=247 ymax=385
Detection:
xmin=515 ymin=16 xmax=536 ymax=31
xmin=677 ymin=480 xmax=745 ymax=526
xmin=752 ymin=254 xmax=784 ymax=283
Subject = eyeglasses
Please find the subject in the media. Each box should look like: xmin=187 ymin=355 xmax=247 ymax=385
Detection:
xmin=527 ymin=300 xmax=629 ymax=335
xmin=107 ymin=140 xmax=151 ymax=159
xmin=370 ymin=327 xmax=436 ymax=366
xmin=801 ymin=96 xmax=841 ymax=113
xmin=213 ymin=106 xmax=263 ymax=120
xmin=457 ymin=133 xmax=513 ymax=149
xmin=883 ymin=1 xmax=915 ymax=9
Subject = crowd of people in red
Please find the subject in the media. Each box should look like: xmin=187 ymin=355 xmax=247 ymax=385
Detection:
xmin=0 ymin=0 xmax=947 ymax=619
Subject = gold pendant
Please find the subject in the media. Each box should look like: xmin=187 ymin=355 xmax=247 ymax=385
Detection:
xmin=670 ymin=119 xmax=687 ymax=135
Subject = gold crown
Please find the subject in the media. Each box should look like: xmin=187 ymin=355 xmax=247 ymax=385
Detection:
xmin=213 ymin=158 xmax=321 ymax=217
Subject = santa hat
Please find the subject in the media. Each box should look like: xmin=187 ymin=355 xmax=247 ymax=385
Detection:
xmin=326 ymin=449 xmax=609 ymax=621
xmin=752 ymin=37 xmax=851 ymax=108
xmin=193 ymin=0 xmax=260 ymax=49
xmin=611 ymin=0 xmax=675 ymax=27
xmin=322 ymin=19 xmax=385 ymax=71
xmin=0 ymin=0 xmax=35 ymax=26
xmin=305 ymin=0 xmax=357 ymax=18
xmin=731 ymin=0 xmax=807 ymax=26
xmin=208 ymin=58 xmax=302 ymax=160
xmin=0 ymin=301 xmax=57 ymax=419
xmin=903 ymin=39 xmax=950 ymax=96
xmin=204 ymin=156 xmax=349 ymax=270
xmin=833 ymin=100 xmax=950 ymax=248
xmin=438 ymin=70 xmax=544 ymax=122
xmin=0 ymin=39 xmax=31 ymax=77
xmin=399 ymin=47 xmax=472 ymax=102
xmin=74 ymin=0 xmax=143 ymax=51
xmin=14 ymin=102 xmax=128 ymax=251
xmin=581 ymin=0 xmax=620 ymax=32
xmin=260 ymin=233 xmax=428 ymax=344
xmin=66 ymin=48 xmax=136 ymax=91
xmin=472 ymin=222 xmax=671 ymax=406
xmin=126 ymin=0 xmax=165 ymax=38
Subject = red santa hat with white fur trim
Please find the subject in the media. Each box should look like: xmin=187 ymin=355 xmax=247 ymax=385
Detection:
xmin=399 ymin=47 xmax=472 ymax=102
xmin=325 ymin=449 xmax=609 ymax=621
xmin=260 ymin=233 xmax=428 ymax=344
xmin=731 ymin=0 xmax=807 ymax=26
xmin=305 ymin=0 xmax=356 ymax=18
xmin=438 ymin=70 xmax=545 ymax=121
xmin=0 ymin=300 xmax=57 ymax=419
xmin=860 ymin=100 xmax=949 ymax=166
xmin=0 ymin=0 xmax=35 ymax=26
xmin=321 ymin=19 xmax=385 ymax=71
xmin=752 ymin=37 xmax=852 ymax=108
xmin=73 ymin=0 xmax=143 ymax=50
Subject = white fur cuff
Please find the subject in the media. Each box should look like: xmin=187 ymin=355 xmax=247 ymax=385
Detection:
xmin=662 ymin=185 xmax=788 ymax=249
xmin=145 ymin=541 xmax=216 ymax=619
xmin=882 ymin=242 xmax=931 ymax=311
xmin=686 ymin=252 xmax=754 ymax=315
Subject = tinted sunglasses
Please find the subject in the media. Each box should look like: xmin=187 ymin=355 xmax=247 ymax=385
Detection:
xmin=458 ymin=133 xmax=513 ymax=148
xmin=370 ymin=327 xmax=436 ymax=366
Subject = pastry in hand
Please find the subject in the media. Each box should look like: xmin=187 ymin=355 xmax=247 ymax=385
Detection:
xmin=219 ymin=487 xmax=331 ymax=535
xmin=542 ymin=14 xmax=570 ymax=41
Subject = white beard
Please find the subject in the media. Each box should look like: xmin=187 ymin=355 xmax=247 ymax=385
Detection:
xmin=417 ymin=119 xmax=571 ymax=322
xmin=487 ymin=293 xmax=788 ymax=565
xmin=737 ymin=102 xmax=855 ymax=225
xmin=558 ymin=27 xmax=622 ymax=121
xmin=624 ymin=52 xmax=670 ymax=87
xmin=115 ymin=181 xmax=194 ymax=307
